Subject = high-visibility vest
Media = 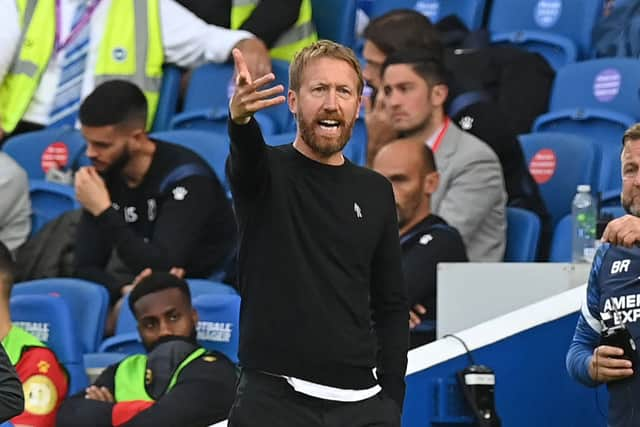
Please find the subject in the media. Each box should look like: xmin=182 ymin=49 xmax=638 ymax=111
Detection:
xmin=2 ymin=326 xmax=45 ymax=365
xmin=114 ymin=348 xmax=205 ymax=402
xmin=230 ymin=0 xmax=318 ymax=62
xmin=0 ymin=0 xmax=164 ymax=132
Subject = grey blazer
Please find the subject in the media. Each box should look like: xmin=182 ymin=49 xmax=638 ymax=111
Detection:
xmin=431 ymin=123 xmax=507 ymax=261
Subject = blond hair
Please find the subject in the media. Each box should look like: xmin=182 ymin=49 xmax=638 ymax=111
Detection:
xmin=623 ymin=123 xmax=640 ymax=146
xmin=289 ymin=40 xmax=364 ymax=96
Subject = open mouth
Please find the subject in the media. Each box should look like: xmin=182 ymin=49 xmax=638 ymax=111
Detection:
xmin=318 ymin=119 xmax=341 ymax=130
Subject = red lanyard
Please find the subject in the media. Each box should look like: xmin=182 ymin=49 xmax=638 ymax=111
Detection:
xmin=431 ymin=116 xmax=450 ymax=153
xmin=54 ymin=0 xmax=102 ymax=53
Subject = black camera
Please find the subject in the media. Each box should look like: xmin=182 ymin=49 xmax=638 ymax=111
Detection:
xmin=600 ymin=323 xmax=638 ymax=368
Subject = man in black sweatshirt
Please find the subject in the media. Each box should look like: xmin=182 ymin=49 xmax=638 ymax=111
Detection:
xmin=73 ymin=81 xmax=236 ymax=304
xmin=226 ymin=40 xmax=408 ymax=426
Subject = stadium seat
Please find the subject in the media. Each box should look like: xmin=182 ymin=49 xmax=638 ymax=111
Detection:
xmin=519 ymin=132 xmax=599 ymax=228
xmin=98 ymin=332 xmax=145 ymax=355
xmin=170 ymin=61 xmax=291 ymax=135
xmin=311 ymin=0 xmax=357 ymax=47
xmin=2 ymin=127 xmax=86 ymax=180
xmin=548 ymin=214 xmax=571 ymax=262
xmin=10 ymin=294 xmax=88 ymax=393
xmin=12 ymin=278 xmax=110 ymax=354
xmin=150 ymin=129 xmax=231 ymax=193
xmin=368 ymin=0 xmax=417 ymax=19
xmin=533 ymin=59 xmax=640 ymax=198
xmin=28 ymin=180 xmax=79 ymax=236
xmin=152 ymin=65 xmax=183 ymax=132
xmin=504 ymin=207 xmax=541 ymax=262
xmin=193 ymin=294 xmax=241 ymax=363
xmin=488 ymin=0 xmax=603 ymax=69
xmin=187 ymin=279 xmax=238 ymax=300
xmin=413 ymin=0 xmax=487 ymax=30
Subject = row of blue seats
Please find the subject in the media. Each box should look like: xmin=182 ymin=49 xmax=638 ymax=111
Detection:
xmin=11 ymin=278 xmax=241 ymax=393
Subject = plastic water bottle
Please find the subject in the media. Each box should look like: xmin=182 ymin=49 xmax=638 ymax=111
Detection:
xmin=572 ymin=184 xmax=597 ymax=263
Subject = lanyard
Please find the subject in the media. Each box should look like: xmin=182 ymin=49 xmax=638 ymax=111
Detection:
xmin=430 ymin=116 xmax=450 ymax=153
xmin=54 ymin=0 xmax=102 ymax=53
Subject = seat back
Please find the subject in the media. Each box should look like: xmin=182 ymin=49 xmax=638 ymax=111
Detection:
xmin=548 ymin=213 xmax=572 ymax=262
xmin=368 ymin=0 xmax=416 ymax=18
xmin=504 ymin=207 xmax=541 ymax=262
xmin=413 ymin=0 xmax=487 ymax=30
xmin=150 ymin=130 xmax=230 ymax=193
xmin=193 ymin=294 xmax=241 ymax=363
xmin=488 ymin=0 xmax=603 ymax=58
xmin=28 ymin=180 xmax=79 ymax=235
xmin=12 ymin=278 xmax=110 ymax=353
xmin=311 ymin=0 xmax=357 ymax=47
xmin=187 ymin=279 xmax=237 ymax=300
xmin=519 ymin=132 xmax=599 ymax=227
xmin=152 ymin=65 xmax=183 ymax=132
xmin=2 ymin=127 xmax=86 ymax=179
xmin=10 ymin=294 xmax=88 ymax=393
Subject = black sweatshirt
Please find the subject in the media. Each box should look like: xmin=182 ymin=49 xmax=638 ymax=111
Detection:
xmin=56 ymin=351 xmax=237 ymax=427
xmin=74 ymin=142 xmax=236 ymax=302
xmin=227 ymin=118 xmax=408 ymax=408
xmin=175 ymin=0 xmax=302 ymax=48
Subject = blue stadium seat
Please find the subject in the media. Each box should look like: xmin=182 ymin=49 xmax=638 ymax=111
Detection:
xmin=368 ymin=0 xmax=416 ymax=18
xmin=311 ymin=0 xmax=357 ymax=47
xmin=488 ymin=0 xmax=603 ymax=69
xmin=413 ymin=0 xmax=487 ymax=30
xmin=151 ymin=65 xmax=183 ymax=132
xmin=98 ymin=332 xmax=145 ymax=355
xmin=519 ymin=132 xmax=599 ymax=228
xmin=12 ymin=278 xmax=110 ymax=354
xmin=533 ymin=59 xmax=640 ymax=197
xmin=549 ymin=214 xmax=571 ymax=262
xmin=504 ymin=207 xmax=541 ymax=262
xmin=10 ymin=294 xmax=88 ymax=393
xmin=170 ymin=61 xmax=291 ymax=135
xmin=83 ymin=352 xmax=127 ymax=371
xmin=2 ymin=127 xmax=86 ymax=179
xmin=28 ymin=180 xmax=79 ymax=236
xmin=187 ymin=279 xmax=238 ymax=299
xmin=193 ymin=294 xmax=241 ymax=363
xmin=149 ymin=129 xmax=230 ymax=193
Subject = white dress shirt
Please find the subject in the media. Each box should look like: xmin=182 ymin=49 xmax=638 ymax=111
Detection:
xmin=0 ymin=0 xmax=253 ymax=126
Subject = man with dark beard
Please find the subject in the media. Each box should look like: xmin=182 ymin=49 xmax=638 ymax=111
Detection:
xmin=73 ymin=81 xmax=236 ymax=304
xmin=57 ymin=272 xmax=238 ymax=427
xmin=226 ymin=40 xmax=408 ymax=426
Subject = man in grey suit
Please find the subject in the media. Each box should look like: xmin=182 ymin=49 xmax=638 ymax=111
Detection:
xmin=377 ymin=50 xmax=507 ymax=261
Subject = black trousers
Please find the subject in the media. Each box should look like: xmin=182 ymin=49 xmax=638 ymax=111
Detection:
xmin=228 ymin=369 xmax=401 ymax=427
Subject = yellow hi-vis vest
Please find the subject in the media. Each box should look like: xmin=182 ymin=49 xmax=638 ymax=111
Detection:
xmin=114 ymin=348 xmax=205 ymax=402
xmin=0 ymin=0 xmax=164 ymax=133
xmin=230 ymin=0 xmax=317 ymax=62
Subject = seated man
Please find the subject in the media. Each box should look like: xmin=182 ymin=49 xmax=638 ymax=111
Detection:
xmin=378 ymin=50 xmax=507 ymax=261
xmin=57 ymin=272 xmax=238 ymax=427
xmin=0 ymin=153 xmax=30 ymax=251
xmin=372 ymin=138 xmax=467 ymax=348
xmin=73 ymin=81 xmax=236 ymax=303
xmin=0 ymin=241 xmax=68 ymax=426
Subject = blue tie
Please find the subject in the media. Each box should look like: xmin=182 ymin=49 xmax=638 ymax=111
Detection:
xmin=49 ymin=1 xmax=91 ymax=128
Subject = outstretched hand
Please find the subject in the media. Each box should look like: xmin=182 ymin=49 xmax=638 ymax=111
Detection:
xmin=229 ymin=48 xmax=285 ymax=125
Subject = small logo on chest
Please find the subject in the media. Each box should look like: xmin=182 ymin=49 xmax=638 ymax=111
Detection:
xmin=611 ymin=259 xmax=631 ymax=275
xmin=354 ymin=202 xmax=363 ymax=219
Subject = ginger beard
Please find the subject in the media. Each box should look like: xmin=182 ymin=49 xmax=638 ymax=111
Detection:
xmin=296 ymin=107 xmax=356 ymax=157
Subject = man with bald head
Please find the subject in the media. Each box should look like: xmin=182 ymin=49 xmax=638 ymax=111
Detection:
xmin=373 ymin=138 xmax=467 ymax=348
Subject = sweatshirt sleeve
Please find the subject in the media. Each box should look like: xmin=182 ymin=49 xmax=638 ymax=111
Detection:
xmin=0 ymin=343 xmax=23 ymax=423
xmin=370 ymin=179 xmax=408 ymax=411
xmin=566 ymin=244 xmax=608 ymax=387
xmin=227 ymin=116 xmax=270 ymax=201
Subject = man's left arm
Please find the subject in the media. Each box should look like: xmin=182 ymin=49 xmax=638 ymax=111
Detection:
xmin=0 ymin=343 xmax=23 ymax=424
xmin=117 ymin=356 xmax=237 ymax=427
xmin=370 ymin=181 xmax=408 ymax=411
xmin=96 ymin=176 xmax=231 ymax=274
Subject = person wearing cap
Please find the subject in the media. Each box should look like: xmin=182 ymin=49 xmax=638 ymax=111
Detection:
xmin=378 ymin=49 xmax=506 ymax=261
xmin=57 ymin=272 xmax=237 ymax=427
xmin=372 ymin=138 xmax=468 ymax=348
